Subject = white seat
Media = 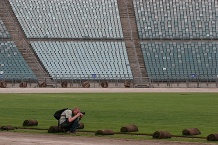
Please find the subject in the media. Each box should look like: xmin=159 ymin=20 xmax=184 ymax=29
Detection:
xmin=30 ymin=41 xmax=133 ymax=80
xmin=10 ymin=0 xmax=124 ymax=39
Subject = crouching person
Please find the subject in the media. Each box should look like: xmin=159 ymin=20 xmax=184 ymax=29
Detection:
xmin=59 ymin=107 xmax=84 ymax=134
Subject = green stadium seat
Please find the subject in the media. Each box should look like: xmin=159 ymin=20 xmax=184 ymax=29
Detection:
xmin=0 ymin=41 xmax=37 ymax=80
xmin=141 ymin=41 xmax=218 ymax=81
xmin=133 ymin=0 xmax=218 ymax=39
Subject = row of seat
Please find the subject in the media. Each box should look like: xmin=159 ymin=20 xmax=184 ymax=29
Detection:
xmin=10 ymin=0 xmax=123 ymax=39
xmin=31 ymin=41 xmax=133 ymax=79
xmin=0 ymin=18 xmax=10 ymax=38
xmin=149 ymin=74 xmax=218 ymax=81
xmin=141 ymin=41 xmax=218 ymax=80
xmin=0 ymin=41 xmax=37 ymax=80
xmin=50 ymin=74 xmax=131 ymax=80
xmin=133 ymin=0 xmax=218 ymax=39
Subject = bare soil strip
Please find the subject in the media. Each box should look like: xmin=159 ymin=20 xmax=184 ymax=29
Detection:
xmin=0 ymin=132 xmax=216 ymax=145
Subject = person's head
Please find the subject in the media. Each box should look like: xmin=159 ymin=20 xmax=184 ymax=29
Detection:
xmin=72 ymin=107 xmax=80 ymax=115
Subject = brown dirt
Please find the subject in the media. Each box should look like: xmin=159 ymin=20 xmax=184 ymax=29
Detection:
xmin=0 ymin=132 xmax=216 ymax=145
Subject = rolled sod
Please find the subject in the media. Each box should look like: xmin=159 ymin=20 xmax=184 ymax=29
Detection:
xmin=207 ymin=134 xmax=218 ymax=141
xmin=23 ymin=120 xmax=38 ymax=126
xmin=124 ymin=81 xmax=131 ymax=88
xmin=48 ymin=126 xmax=64 ymax=133
xmin=0 ymin=81 xmax=7 ymax=88
xmin=1 ymin=125 xmax=16 ymax=131
xmin=100 ymin=81 xmax=108 ymax=88
xmin=153 ymin=131 xmax=171 ymax=139
xmin=82 ymin=81 xmax=90 ymax=88
xmin=77 ymin=123 xmax=85 ymax=129
xmin=95 ymin=130 xmax=114 ymax=135
xmin=61 ymin=81 xmax=68 ymax=88
xmin=182 ymin=128 xmax=201 ymax=136
xmin=120 ymin=124 xmax=138 ymax=132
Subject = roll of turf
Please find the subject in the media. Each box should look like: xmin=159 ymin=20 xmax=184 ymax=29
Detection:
xmin=182 ymin=128 xmax=201 ymax=136
xmin=1 ymin=125 xmax=16 ymax=131
xmin=207 ymin=134 xmax=218 ymax=141
xmin=152 ymin=131 xmax=171 ymax=139
xmin=23 ymin=120 xmax=38 ymax=126
xmin=95 ymin=130 xmax=114 ymax=135
xmin=82 ymin=81 xmax=90 ymax=88
xmin=77 ymin=123 xmax=84 ymax=129
xmin=100 ymin=81 xmax=108 ymax=88
xmin=61 ymin=81 xmax=68 ymax=88
xmin=48 ymin=126 xmax=64 ymax=133
xmin=0 ymin=81 xmax=7 ymax=88
xmin=124 ymin=81 xmax=131 ymax=88
xmin=120 ymin=124 xmax=138 ymax=132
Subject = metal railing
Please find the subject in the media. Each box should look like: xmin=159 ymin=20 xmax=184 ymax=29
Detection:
xmin=0 ymin=73 xmax=134 ymax=88
xmin=0 ymin=73 xmax=218 ymax=88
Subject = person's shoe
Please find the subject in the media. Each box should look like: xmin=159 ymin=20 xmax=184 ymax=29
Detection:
xmin=66 ymin=131 xmax=76 ymax=134
xmin=62 ymin=128 xmax=67 ymax=133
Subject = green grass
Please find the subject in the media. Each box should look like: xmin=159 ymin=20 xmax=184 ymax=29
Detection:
xmin=0 ymin=93 xmax=218 ymax=142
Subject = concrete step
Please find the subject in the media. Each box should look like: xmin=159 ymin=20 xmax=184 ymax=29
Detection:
xmin=117 ymin=0 xmax=147 ymax=79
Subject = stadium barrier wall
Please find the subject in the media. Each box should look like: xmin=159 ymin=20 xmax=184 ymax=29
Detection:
xmin=0 ymin=74 xmax=218 ymax=88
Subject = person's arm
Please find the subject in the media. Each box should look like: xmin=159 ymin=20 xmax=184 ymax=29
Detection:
xmin=68 ymin=113 xmax=82 ymax=122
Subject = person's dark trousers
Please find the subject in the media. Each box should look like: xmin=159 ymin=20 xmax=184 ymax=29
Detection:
xmin=60 ymin=118 xmax=80 ymax=132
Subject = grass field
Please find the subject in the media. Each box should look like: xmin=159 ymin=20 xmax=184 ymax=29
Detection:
xmin=0 ymin=93 xmax=218 ymax=138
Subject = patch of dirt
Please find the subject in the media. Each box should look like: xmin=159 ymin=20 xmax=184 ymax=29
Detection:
xmin=0 ymin=132 xmax=216 ymax=145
